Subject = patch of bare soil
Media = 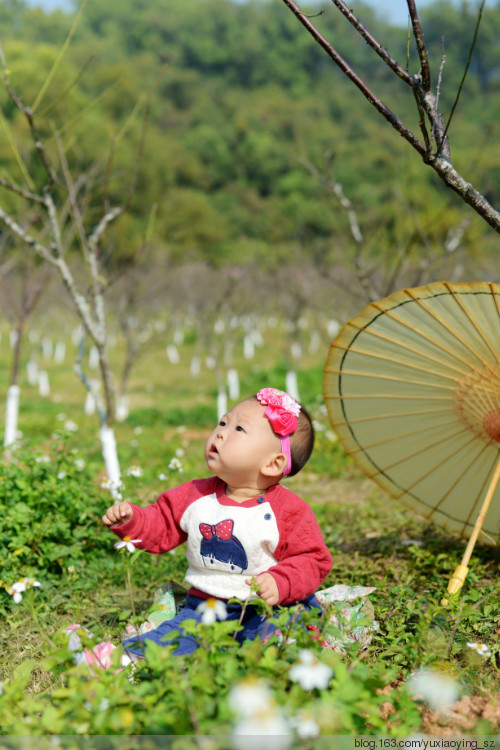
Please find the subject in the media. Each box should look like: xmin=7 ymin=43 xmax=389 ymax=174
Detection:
xmin=286 ymin=474 xmax=374 ymax=506
xmin=379 ymin=683 xmax=500 ymax=734
xmin=422 ymin=694 xmax=500 ymax=734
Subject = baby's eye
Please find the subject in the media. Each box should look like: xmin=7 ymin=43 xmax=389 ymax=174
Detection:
xmin=219 ymin=420 xmax=226 ymax=427
xmin=236 ymin=425 xmax=245 ymax=432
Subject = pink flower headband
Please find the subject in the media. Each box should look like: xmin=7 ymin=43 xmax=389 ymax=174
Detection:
xmin=256 ymin=388 xmax=301 ymax=476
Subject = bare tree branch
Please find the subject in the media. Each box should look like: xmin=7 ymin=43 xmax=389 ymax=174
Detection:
xmin=0 ymin=207 xmax=55 ymax=265
xmin=330 ymin=0 xmax=414 ymax=86
xmin=0 ymin=177 xmax=46 ymax=204
xmin=407 ymin=0 xmax=431 ymax=90
xmin=0 ymin=64 xmax=58 ymax=189
xmin=437 ymin=0 xmax=485 ymax=157
xmin=281 ymin=0 xmax=500 ymax=233
xmin=282 ymin=0 xmax=426 ymax=155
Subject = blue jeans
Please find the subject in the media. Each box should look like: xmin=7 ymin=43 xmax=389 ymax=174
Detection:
xmin=123 ymin=593 xmax=321 ymax=657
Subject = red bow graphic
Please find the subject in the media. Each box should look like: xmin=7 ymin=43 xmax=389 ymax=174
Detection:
xmin=199 ymin=519 xmax=234 ymax=541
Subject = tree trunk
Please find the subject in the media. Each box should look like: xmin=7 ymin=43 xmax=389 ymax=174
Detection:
xmin=3 ymin=385 xmax=20 ymax=448
xmin=10 ymin=318 xmax=25 ymax=387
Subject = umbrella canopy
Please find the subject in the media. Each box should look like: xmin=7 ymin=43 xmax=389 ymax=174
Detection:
xmin=323 ymin=281 xmax=500 ymax=595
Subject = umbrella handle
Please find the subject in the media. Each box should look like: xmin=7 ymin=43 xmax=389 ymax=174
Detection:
xmin=443 ymin=456 xmax=500 ymax=604
xmin=444 ymin=564 xmax=469 ymax=597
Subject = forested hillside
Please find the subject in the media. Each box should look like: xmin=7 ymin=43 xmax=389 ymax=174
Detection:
xmin=0 ymin=0 xmax=499 ymax=313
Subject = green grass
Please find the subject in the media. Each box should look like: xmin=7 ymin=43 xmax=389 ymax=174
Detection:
xmin=1 ymin=323 xmax=499 ymax=736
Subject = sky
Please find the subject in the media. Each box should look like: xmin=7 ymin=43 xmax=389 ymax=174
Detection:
xmin=366 ymin=0 xmax=437 ymax=25
xmin=365 ymin=0 xmax=494 ymax=26
xmin=23 ymin=0 xmax=495 ymax=27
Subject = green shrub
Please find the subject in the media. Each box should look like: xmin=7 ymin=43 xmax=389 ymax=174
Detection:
xmin=0 ymin=440 xmax=110 ymax=590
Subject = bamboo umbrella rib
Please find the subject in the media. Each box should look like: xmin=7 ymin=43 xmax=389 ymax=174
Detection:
xmin=325 ymin=393 xmax=452 ymax=401
xmin=454 ymin=453 xmax=499 ymax=535
xmin=324 ymin=282 xmax=500 ymax=553
xmin=337 ymin=324 xmax=470 ymax=378
xmin=363 ymin=422 xmax=480 ymax=476
xmin=400 ymin=446 xmax=484 ymax=528
xmin=458 ymin=377 xmax=500 ymax=418
xmin=418 ymin=439 xmax=495 ymax=520
xmin=331 ymin=344 xmax=462 ymax=384
xmin=332 ymin=406 xmax=452 ymax=425
xmin=347 ymin=316 xmax=475 ymax=376
xmin=459 ymin=456 xmax=500 ymax=567
xmin=382 ymin=432 xmax=490 ymax=524
xmin=440 ymin=448 xmax=499 ymax=539
xmin=484 ymin=381 xmax=500 ymax=407
xmin=368 ymin=298 xmax=500 ymax=383
xmin=444 ymin=282 xmax=500 ymax=364
xmin=348 ymin=415 xmax=463 ymax=453
xmin=403 ymin=288 xmax=500 ymax=377
xmin=465 ymin=383 xmax=500 ymax=418
xmin=486 ymin=383 xmax=500 ymax=410
xmin=490 ymin=281 xmax=500 ymax=319
xmin=327 ymin=367 xmax=456 ymax=391
xmin=368 ymin=437 xmax=496 ymax=533
xmin=470 ymin=382 xmax=497 ymax=413
xmin=478 ymin=528 xmax=497 ymax=545
xmin=401 ymin=439 xmax=495 ymax=533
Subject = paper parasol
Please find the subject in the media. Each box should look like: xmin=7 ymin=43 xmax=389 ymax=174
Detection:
xmin=323 ymin=281 xmax=500 ymax=597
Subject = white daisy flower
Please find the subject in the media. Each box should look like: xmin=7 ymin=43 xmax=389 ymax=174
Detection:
xmin=232 ymin=699 xmax=291 ymax=750
xmin=292 ymin=711 xmax=320 ymax=739
xmin=133 ymin=427 xmax=143 ymax=435
xmin=67 ymin=565 xmax=76 ymax=574
xmin=57 ymin=471 xmax=66 ymax=480
xmin=168 ymin=458 xmax=183 ymax=471
xmin=7 ymin=577 xmax=41 ymax=604
xmin=229 ymin=678 xmax=272 ymax=717
xmin=126 ymin=466 xmax=143 ymax=477
xmin=158 ymin=473 xmax=167 ymax=481
xmin=175 ymin=447 xmax=185 ymax=458
xmin=36 ymin=455 xmax=51 ymax=463
xmin=100 ymin=477 xmax=123 ymax=497
xmin=74 ymin=459 xmax=85 ymax=471
xmin=64 ymin=420 xmax=78 ymax=432
xmin=467 ymin=641 xmax=491 ymax=658
xmin=114 ymin=537 xmax=142 ymax=553
xmin=289 ymin=649 xmax=333 ymax=690
xmin=196 ymin=598 xmax=227 ymax=625
xmin=408 ymin=668 xmax=460 ymax=712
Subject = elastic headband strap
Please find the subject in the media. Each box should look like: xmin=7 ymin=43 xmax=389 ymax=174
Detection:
xmin=281 ymin=436 xmax=292 ymax=477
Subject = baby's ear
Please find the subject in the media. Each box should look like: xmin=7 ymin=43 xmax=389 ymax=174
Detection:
xmin=261 ymin=452 xmax=288 ymax=478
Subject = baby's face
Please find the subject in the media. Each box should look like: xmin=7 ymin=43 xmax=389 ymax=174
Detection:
xmin=205 ymin=398 xmax=281 ymax=487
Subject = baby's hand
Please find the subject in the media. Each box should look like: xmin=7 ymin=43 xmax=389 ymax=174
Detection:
xmin=245 ymin=573 xmax=279 ymax=606
xmin=102 ymin=502 xmax=133 ymax=526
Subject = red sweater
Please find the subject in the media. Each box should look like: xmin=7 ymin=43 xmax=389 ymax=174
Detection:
xmin=111 ymin=476 xmax=332 ymax=605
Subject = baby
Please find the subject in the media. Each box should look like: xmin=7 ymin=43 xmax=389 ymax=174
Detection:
xmin=94 ymin=388 xmax=331 ymax=660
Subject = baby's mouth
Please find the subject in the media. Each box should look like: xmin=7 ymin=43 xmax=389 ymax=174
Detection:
xmin=209 ymin=443 xmax=218 ymax=454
